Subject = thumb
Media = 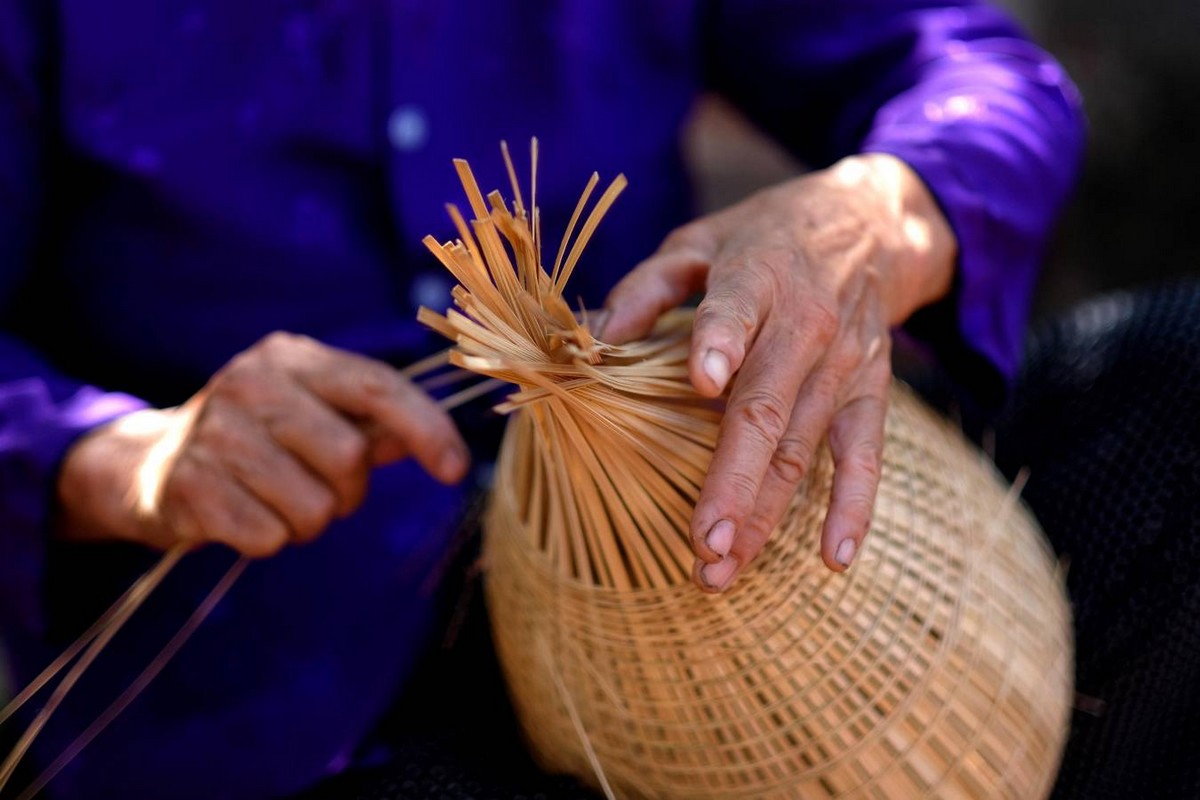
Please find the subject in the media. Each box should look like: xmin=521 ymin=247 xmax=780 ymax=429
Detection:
xmin=601 ymin=245 xmax=712 ymax=345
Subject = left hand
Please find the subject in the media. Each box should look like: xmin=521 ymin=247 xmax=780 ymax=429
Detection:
xmin=602 ymin=153 xmax=956 ymax=591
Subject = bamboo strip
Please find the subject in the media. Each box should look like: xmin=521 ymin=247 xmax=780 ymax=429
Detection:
xmin=0 ymin=546 xmax=187 ymax=793
xmin=0 ymin=368 xmax=498 ymax=795
xmin=17 ymin=556 xmax=250 ymax=800
xmin=416 ymin=144 xmax=1073 ymax=799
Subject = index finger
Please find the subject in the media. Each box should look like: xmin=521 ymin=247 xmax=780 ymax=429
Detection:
xmin=272 ymin=335 xmax=470 ymax=484
xmin=690 ymin=280 xmax=839 ymax=566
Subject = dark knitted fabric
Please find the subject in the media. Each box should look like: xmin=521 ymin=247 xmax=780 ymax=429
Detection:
xmin=302 ymin=281 xmax=1200 ymax=799
xmin=996 ymin=281 xmax=1200 ymax=800
xmin=297 ymin=495 xmax=602 ymax=800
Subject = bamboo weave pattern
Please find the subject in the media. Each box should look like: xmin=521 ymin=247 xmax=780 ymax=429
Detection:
xmin=420 ymin=144 xmax=1073 ymax=799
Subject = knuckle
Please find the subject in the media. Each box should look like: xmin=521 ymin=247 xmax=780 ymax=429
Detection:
xmin=870 ymin=332 xmax=893 ymax=362
xmin=660 ymin=222 xmax=709 ymax=253
xmin=854 ymin=444 xmax=884 ymax=480
xmin=770 ymin=435 xmax=815 ymax=485
xmin=311 ymin=485 xmax=338 ymax=521
xmin=157 ymin=484 xmax=201 ymax=543
xmin=803 ymin=298 xmax=840 ymax=346
xmin=720 ymin=471 xmax=762 ymax=515
xmin=173 ymin=490 xmax=225 ymax=546
xmin=828 ymin=340 xmax=864 ymax=378
xmin=842 ymin=489 xmax=877 ymax=523
xmin=243 ymin=520 xmax=290 ymax=558
xmin=736 ymin=259 xmax=792 ymax=312
xmin=695 ymin=293 xmax=756 ymax=341
xmin=260 ymin=330 xmax=304 ymax=354
xmin=838 ymin=439 xmax=883 ymax=487
xmin=743 ymin=248 xmax=792 ymax=288
xmin=854 ymin=457 xmax=883 ymax=491
xmin=338 ymin=472 xmax=370 ymax=513
xmin=659 ymin=226 xmax=691 ymax=252
xmin=809 ymin=371 xmax=844 ymax=412
xmin=195 ymin=408 xmax=242 ymax=452
xmin=163 ymin=459 xmax=204 ymax=507
xmin=256 ymin=331 xmax=321 ymax=369
xmin=847 ymin=338 xmax=890 ymax=384
xmin=326 ymin=430 xmax=370 ymax=474
xmin=734 ymin=390 xmax=791 ymax=444
xmin=293 ymin=488 xmax=337 ymax=540
xmin=212 ymin=364 xmax=271 ymax=403
xmin=353 ymin=363 xmax=398 ymax=401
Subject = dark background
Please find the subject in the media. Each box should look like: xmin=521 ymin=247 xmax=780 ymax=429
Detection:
xmin=686 ymin=0 xmax=1200 ymax=320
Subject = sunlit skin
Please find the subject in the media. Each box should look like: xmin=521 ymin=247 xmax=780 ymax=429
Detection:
xmin=56 ymin=333 xmax=469 ymax=556
xmin=56 ymin=153 xmax=955 ymax=593
xmin=603 ymin=153 xmax=957 ymax=591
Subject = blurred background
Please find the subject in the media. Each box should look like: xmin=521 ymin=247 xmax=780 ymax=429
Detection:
xmin=684 ymin=0 xmax=1200 ymax=321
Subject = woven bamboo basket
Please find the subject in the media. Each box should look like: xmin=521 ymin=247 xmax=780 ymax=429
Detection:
xmin=420 ymin=145 xmax=1073 ymax=799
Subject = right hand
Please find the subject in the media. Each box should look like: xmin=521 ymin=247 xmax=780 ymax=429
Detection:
xmin=56 ymin=332 xmax=469 ymax=557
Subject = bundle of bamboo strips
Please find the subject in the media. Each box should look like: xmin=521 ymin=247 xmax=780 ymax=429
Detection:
xmin=420 ymin=142 xmax=1073 ymax=799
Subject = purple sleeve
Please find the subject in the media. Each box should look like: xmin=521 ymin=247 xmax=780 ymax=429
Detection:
xmin=0 ymin=0 xmax=147 ymax=636
xmin=706 ymin=0 xmax=1086 ymax=396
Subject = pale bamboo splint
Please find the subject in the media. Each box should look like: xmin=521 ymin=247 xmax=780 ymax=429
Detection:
xmin=419 ymin=143 xmax=1073 ymax=799
xmin=0 ymin=379 xmax=492 ymax=797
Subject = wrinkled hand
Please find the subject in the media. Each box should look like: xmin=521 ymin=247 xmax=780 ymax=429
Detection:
xmin=57 ymin=332 xmax=469 ymax=557
xmin=603 ymin=154 xmax=956 ymax=590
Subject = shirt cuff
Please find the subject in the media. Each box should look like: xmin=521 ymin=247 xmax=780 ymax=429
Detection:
xmin=862 ymin=137 xmax=1041 ymax=407
xmin=0 ymin=380 xmax=148 ymax=636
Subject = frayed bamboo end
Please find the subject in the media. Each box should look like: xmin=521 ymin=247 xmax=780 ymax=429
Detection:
xmin=418 ymin=141 xmax=723 ymax=591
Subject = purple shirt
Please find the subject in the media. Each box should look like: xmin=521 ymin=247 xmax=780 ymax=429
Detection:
xmin=0 ymin=1 xmax=1083 ymax=797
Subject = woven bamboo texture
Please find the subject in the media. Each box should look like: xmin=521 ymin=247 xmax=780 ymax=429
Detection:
xmin=420 ymin=145 xmax=1073 ymax=799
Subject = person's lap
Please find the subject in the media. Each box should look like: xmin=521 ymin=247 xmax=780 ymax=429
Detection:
xmin=304 ymin=281 xmax=1200 ymax=799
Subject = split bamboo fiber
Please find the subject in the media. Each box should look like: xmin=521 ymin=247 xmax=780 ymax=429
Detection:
xmin=420 ymin=144 xmax=1073 ymax=799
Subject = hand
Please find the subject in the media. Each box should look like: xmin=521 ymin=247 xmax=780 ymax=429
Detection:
xmin=56 ymin=332 xmax=469 ymax=557
xmin=603 ymin=154 xmax=956 ymax=590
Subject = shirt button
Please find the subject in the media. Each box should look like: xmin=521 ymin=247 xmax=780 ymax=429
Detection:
xmin=388 ymin=105 xmax=429 ymax=153
xmin=409 ymin=273 xmax=452 ymax=311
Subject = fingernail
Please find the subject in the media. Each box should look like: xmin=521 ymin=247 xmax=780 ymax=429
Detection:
xmin=705 ymin=520 xmax=735 ymax=557
xmin=702 ymin=349 xmax=730 ymax=392
xmin=701 ymin=555 xmax=738 ymax=591
xmin=835 ymin=538 xmax=857 ymax=569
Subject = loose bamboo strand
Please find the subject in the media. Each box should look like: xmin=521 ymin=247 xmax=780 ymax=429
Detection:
xmin=0 ymin=545 xmax=187 ymax=793
xmin=553 ymin=175 xmax=628 ymax=296
xmin=500 ymin=140 xmax=526 ymax=218
xmin=418 ymin=147 xmax=709 ymax=588
xmin=471 ymin=218 xmax=529 ymax=323
xmin=439 ymin=377 xmax=506 ymax=411
xmin=416 ymin=144 xmax=1071 ymax=799
xmin=0 ymin=564 xmax=162 ymax=728
xmin=0 ymin=375 xmax=499 ymax=796
xmin=416 ymin=366 xmax=479 ymax=392
xmin=551 ymin=172 xmax=599 ymax=289
xmin=540 ymin=639 xmax=617 ymax=800
xmin=17 ymin=557 xmax=250 ymax=800
xmin=530 ymin=138 xmax=541 ymax=260
xmin=445 ymin=205 xmax=487 ymax=285
xmin=399 ymin=347 xmax=451 ymax=380
xmin=421 ymin=235 xmax=515 ymax=330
